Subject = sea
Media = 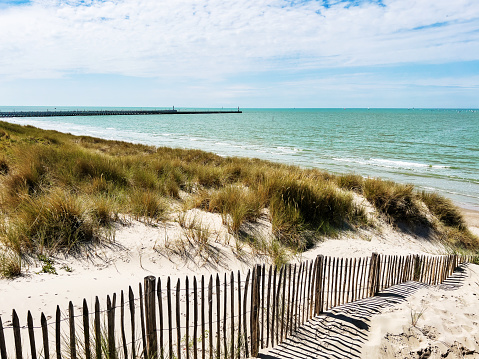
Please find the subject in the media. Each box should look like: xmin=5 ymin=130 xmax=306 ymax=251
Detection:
xmin=1 ymin=107 xmax=478 ymax=210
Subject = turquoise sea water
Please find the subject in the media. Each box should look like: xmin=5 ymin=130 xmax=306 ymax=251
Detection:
xmin=1 ymin=107 xmax=478 ymax=210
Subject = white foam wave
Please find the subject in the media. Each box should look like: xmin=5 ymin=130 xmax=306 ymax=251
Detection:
xmin=333 ymin=157 xmax=449 ymax=170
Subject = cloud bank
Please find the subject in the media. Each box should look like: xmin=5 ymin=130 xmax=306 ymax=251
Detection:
xmin=1 ymin=0 xmax=478 ymax=81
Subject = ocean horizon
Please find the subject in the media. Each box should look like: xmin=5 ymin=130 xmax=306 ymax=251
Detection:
xmin=2 ymin=107 xmax=478 ymax=210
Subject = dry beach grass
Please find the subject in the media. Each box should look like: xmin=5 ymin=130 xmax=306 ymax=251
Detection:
xmin=0 ymin=121 xmax=478 ymax=358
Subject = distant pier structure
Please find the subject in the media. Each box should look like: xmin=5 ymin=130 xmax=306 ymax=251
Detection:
xmin=0 ymin=108 xmax=242 ymax=118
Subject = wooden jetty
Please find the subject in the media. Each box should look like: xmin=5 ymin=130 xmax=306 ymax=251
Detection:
xmin=0 ymin=109 xmax=242 ymax=118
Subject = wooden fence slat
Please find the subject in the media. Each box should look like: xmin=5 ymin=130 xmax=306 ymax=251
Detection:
xmin=0 ymin=316 xmax=7 ymax=359
xmin=237 ymin=271 xmax=241 ymax=359
xmin=348 ymin=258 xmax=355 ymax=303
xmin=361 ymin=257 xmax=368 ymax=299
xmin=375 ymin=255 xmax=381 ymax=295
xmin=128 ymin=287 xmax=136 ymax=359
xmin=157 ymin=279 xmax=163 ymax=359
xmin=145 ymin=276 xmax=157 ymax=359
xmin=94 ymin=298 xmax=100 ymax=359
xmin=13 ymin=309 xmax=23 ymax=359
xmin=176 ymin=279 xmax=181 ymax=359
xmin=139 ymin=283 xmax=147 ymax=358
xmin=251 ymin=265 xmax=260 ymax=357
xmin=83 ymin=300 xmax=91 ymax=359
xmin=230 ymin=272 xmax=235 ymax=358
xmin=69 ymin=302 xmax=76 ymax=359
xmin=293 ymin=263 xmax=300 ymax=332
xmin=167 ymin=277 xmax=173 ymax=359
xmin=261 ymin=264 xmax=265 ymax=349
xmin=280 ymin=265 xmax=286 ymax=341
xmin=223 ymin=273 xmax=227 ymax=359
xmin=391 ymin=255 xmax=397 ymax=286
xmin=186 ymin=276 xmax=190 ymax=359
xmin=266 ymin=265 xmax=272 ymax=348
xmin=41 ymin=313 xmax=50 ymax=359
xmin=275 ymin=266 xmax=283 ymax=345
xmin=285 ymin=264 xmax=292 ymax=337
xmin=27 ymin=311 xmax=37 ymax=359
xmin=340 ymin=258 xmax=346 ymax=306
xmin=300 ymin=261 xmax=307 ymax=323
xmin=216 ymin=274 xmax=220 ymax=359
xmin=120 ymin=291 xmax=128 ymax=359
xmin=386 ymin=255 xmax=392 ymax=290
xmin=318 ymin=255 xmax=325 ymax=314
xmin=243 ymin=270 xmax=250 ymax=358
xmin=331 ymin=257 xmax=336 ymax=308
xmin=368 ymin=253 xmax=378 ymax=297
xmin=194 ymin=276 xmax=198 ymax=359
xmin=288 ymin=264 xmax=296 ymax=336
xmin=355 ymin=258 xmax=361 ymax=301
xmin=107 ymin=294 xmax=116 ymax=359
xmin=321 ymin=257 xmax=327 ymax=314
xmin=301 ymin=262 xmax=307 ymax=324
xmin=272 ymin=266 xmax=278 ymax=347
xmin=26 ymin=312 xmax=37 ymax=359
xmin=56 ymin=305 xmax=62 ymax=359
xmin=306 ymin=261 xmax=314 ymax=320
xmin=208 ymin=275 xmax=213 ymax=359
xmin=328 ymin=257 xmax=333 ymax=308
xmin=326 ymin=257 xmax=332 ymax=310
xmin=346 ymin=258 xmax=354 ymax=303
xmin=201 ymin=275 xmax=205 ymax=359
xmin=250 ymin=266 xmax=256 ymax=354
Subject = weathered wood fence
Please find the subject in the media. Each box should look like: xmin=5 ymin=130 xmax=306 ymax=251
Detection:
xmin=0 ymin=253 xmax=474 ymax=359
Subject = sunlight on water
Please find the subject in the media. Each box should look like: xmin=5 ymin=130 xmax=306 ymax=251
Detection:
xmin=2 ymin=107 xmax=478 ymax=209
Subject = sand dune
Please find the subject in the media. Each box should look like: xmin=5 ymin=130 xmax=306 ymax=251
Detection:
xmin=1 ymin=208 xmax=478 ymax=358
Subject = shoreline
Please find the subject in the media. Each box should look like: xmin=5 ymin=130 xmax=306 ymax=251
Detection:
xmin=459 ymin=207 xmax=479 ymax=237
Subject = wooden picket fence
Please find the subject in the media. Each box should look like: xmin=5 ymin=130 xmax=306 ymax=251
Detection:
xmin=0 ymin=253 xmax=474 ymax=359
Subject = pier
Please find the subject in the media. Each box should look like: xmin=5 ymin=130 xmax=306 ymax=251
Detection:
xmin=0 ymin=108 xmax=242 ymax=118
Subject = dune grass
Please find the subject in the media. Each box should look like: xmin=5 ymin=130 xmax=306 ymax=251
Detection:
xmin=0 ymin=120 xmax=477 ymax=276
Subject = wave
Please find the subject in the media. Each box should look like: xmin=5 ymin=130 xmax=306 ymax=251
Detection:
xmin=333 ymin=157 xmax=450 ymax=170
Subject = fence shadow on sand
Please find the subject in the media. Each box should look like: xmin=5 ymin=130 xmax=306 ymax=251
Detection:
xmin=259 ymin=264 xmax=469 ymax=359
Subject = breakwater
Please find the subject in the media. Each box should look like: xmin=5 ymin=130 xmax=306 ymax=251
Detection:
xmin=0 ymin=109 xmax=241 ymax=118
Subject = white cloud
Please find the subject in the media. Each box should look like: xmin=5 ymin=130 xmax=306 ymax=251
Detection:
xmin=0 ymin=0 xmax=478 ymax=80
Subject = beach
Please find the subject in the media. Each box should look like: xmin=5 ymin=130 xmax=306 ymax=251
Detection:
xmin=1 ymin=204 xmax=478 ymax=358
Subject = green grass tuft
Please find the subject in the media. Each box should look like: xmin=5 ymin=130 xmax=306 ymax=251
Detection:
xmin=420 ymin=191 xmax=466 ymax=229
xmin=363 ymin=178 xmax=423 ymax=224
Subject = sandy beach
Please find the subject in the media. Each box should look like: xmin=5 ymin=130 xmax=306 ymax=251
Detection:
xmin=1 ymin=205 xmax=478 ymax=358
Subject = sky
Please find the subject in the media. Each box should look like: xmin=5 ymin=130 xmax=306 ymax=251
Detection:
xmin=0 ymin=0 xmax=478 ymax=108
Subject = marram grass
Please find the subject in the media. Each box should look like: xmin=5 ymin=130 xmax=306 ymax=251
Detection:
xmin=0 ymin=120 xmax=477 ymax=277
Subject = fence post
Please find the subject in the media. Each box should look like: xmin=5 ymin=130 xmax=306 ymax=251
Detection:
xmin=413 ymin=255 xmax=421 ymax=282
xmin=0 ymin=317 xmax=7 ymax=359
xmin=144 ymin=276 xmax=158 ymax=359
xmin=375 ymin=254 xmax=381 ymax=295
xmin=251 ymin=265 xmax=261 ymax=357
xmin=368 ymin=253 xmax=379 ymax=297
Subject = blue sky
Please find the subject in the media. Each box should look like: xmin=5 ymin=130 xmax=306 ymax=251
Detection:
xmin=0 ymin=0 xmax=478 ymax=108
